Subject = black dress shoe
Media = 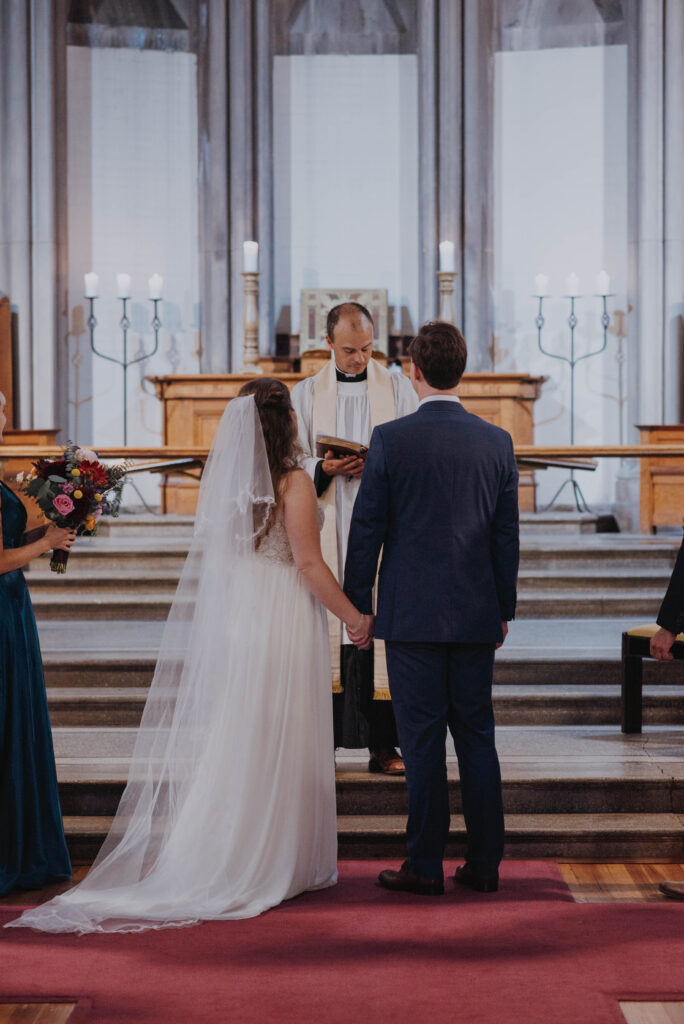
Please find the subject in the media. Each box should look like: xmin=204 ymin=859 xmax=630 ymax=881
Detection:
xmin=454 ymin=863 xmax=499 ymax=893
xmin=659 ymin=880 xmax=684 ymax=900
xmin=378 ymin=861 xmax=444 ymax=896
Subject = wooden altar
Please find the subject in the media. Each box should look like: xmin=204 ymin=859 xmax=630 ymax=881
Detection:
xmin=638 ymin=424 xmax=684 ymax=531
xmin=150 ymin=365 xmax=545 ymax=514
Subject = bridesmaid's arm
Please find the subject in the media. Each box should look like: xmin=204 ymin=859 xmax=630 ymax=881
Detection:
xmin=282 ymin=469 xmax=371 ymax=637
xmin=0 ymin=496 xmax=75 ymax=575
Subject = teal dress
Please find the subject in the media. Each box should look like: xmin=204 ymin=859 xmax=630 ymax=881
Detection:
xmin=0 ymin=481 xmax=71 ymax=894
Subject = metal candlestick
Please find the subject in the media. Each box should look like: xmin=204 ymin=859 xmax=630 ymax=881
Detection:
xmin=87 ymin=295 xmax=161 ymax=445
xmin=438 ymin=271 xmax=457 ymax=325
xmin=239 ymin=271 xmax=262 ymax=374
xmin=535 ymin=292 xmax=612 ymax=512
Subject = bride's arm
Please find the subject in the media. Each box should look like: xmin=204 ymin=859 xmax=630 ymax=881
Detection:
xmin=282 ymin=470 xmax=372 ymax=636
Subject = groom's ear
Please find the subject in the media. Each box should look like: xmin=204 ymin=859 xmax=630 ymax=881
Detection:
xmin=410 ymin=361 xmax=421 ymax=383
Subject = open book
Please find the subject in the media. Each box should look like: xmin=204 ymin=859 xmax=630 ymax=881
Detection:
xmin=315 ymin=433 xmax=368 ymax=460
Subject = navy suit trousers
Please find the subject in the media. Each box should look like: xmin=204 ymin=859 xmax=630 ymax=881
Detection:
xmin=384 ymin=641 xmax=505 ymax=880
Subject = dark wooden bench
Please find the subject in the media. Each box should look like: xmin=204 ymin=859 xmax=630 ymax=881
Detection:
xmin=621 ymin=624 xmax=684 ymax=732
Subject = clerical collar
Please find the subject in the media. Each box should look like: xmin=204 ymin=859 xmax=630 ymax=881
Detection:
xmin=335 ymin=366 xmax=367 ymax=383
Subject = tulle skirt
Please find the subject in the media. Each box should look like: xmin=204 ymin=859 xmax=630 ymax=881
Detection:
xmin=8 ymin=558 xmax=337 ymax=933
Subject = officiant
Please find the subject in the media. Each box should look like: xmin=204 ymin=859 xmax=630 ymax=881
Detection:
xmin=291 ymin=302 xmax=417 ymax=774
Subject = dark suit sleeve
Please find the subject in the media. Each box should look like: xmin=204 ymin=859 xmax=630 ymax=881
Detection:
xmin=313 ymin=460 xmax=333 ymax=496
xmin=342 ymin=428 xmax=389 ymax=615
xmin=656 ymin=538 xmax=684 ymax=634
xmin=490 ymin=435 xmax=519 ymax=621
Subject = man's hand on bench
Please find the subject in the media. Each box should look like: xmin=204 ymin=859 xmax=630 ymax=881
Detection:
xmin=650 ymin=627 xmax=677 ymax=661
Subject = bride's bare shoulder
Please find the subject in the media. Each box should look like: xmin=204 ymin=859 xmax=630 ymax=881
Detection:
xmin=281 ymin=468 xmax=316 ymax=504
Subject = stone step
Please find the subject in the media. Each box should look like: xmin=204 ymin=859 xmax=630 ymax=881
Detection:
xmin=516 ymin=591 xmax=663 ymax=618
xmin=31 ymin=591 xmax=172 ymax=620
xmin=516 ymin=567 xmax=671 ymax=591
xmin=62 ymin=812 xmax=684 ymax=862
xmin=96 ymin=514 xmax=195 ymax=537
xmin=45 ymin=684 xmax=684 ymax=728
xmin=28 ymin=588 xmax=667 ymax=621
xmin=56 ymin=767 xmax=684 ymax=818
xmin=26 ymin=565 xmax=674 ymax=595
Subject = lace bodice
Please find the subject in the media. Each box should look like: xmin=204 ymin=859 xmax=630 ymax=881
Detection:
xmin=255 ymin=501 xmax=324 ymax=567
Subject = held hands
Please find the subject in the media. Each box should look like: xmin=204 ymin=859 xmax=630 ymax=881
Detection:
xmin=650 ymin=627 xmax=677 ymax=661
xmin=347 ymin=613 xmax=375 ymax=650
xmin=322 ymin=449 xmax=364 ymax=479
xmin=45 ymin=525 xmax=77 ymax=553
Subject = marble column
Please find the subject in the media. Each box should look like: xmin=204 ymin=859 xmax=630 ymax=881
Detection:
xmin=417 ymin=0 xmax=437 ymax=326
xmin=462 ymin=0 xmax=494 ymax=370
xmin=628 ymin=0 xmax=684 ymax=429
xmin=0 ymin=0 xmax=32 ymax=426
xmin=197 ymin=0 xmax=230 ymax=372
xmin=437 ymin=0 xmax=463 ymax=331
xmin=663 ymin=0 xmax=684 ymax=423
xmin=0 ymin=0 xmax=68 ymax=431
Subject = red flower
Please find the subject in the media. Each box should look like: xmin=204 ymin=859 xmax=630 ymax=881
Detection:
xmin=80 ymin=462 xmax=109 ymax=488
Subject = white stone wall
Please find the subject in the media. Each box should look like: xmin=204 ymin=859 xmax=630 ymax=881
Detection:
xmin=493 ymin=44 xmax=628 ymax=507
xmin=273 ymin=54 xmax=419 ymax=340
xmin=65 ymin=46 xmax=200 ymax=504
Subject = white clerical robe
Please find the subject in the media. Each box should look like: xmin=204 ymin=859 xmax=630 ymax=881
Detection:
xmin=291 ymin=362 xmax=417 ymax=660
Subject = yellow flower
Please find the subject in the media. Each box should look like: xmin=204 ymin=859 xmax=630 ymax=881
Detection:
xmin=73 ymin=489 xmax=83 ymax=499
xmin=94 ymin=493 xmax=103 ymax=502
xmin=71 ymin=468 xmax=80 ymax=477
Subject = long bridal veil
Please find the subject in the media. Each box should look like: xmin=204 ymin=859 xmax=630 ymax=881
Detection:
xmin=8 ymin=396 xmax=289 ymax=933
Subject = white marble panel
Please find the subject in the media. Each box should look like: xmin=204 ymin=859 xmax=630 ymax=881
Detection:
xmin=273 ymin=54 xmax=419 ymax=339
xmin=66 ymin=46 xmax=200 ymax=506
xmin=493 ymin=44 xmax=628 ymax=507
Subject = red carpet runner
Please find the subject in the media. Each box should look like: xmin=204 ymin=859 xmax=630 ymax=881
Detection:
xmin=1 ymin=861 xmax=682 ymax=1024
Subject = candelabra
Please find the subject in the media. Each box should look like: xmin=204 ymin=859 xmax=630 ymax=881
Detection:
xmin=534 ymin=292 xmax=612 ymax=512
xmin=87 ymin=294 xmax=161 ymax=445
xmin=239 ymin=271 xmax=263 ymax=374
xmin=437 ymin=271 xmax=457 ymax=325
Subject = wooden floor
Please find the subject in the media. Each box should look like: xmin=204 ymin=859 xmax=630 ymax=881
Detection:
xmin=558 ymin=861 xmax=684 ymax=902
xmin=620 ymin=1004 xmax=684 ymax=1024
xmin=0 ymin=1007 xmax=75 ymax=1024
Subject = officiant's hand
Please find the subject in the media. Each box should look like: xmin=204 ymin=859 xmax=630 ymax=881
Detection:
xmin=348 ymin=613 xmax=375 ymax=650
xmin=322 ymin=450 xmax=364 ymax=478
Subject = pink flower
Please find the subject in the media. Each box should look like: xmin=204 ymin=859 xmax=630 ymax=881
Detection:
xmin=61 ymin=482 xmax=75 ymax=494
xmin=92 ymin=507 xmax=103 ymax=521
xmin=53 ymin=494 xmax=75 ymax=515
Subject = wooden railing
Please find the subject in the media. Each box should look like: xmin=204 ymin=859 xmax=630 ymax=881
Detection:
xmin=3 ymin=445 xmax=684 ymax=461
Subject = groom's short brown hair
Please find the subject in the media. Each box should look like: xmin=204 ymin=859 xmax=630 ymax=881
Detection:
xmin=409 ymin=321 xmax=467 ymax=390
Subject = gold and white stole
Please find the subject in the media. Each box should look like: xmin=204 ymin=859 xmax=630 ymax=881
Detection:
xmin=312 ymin=357 xmax=395 ymax=698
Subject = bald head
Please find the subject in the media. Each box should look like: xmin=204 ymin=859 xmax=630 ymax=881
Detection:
xmin=326 ymin=302 xmax=374 ymax=375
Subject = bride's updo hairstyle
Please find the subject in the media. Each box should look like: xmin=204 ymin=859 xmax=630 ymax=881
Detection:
xmin=237 ymin=377 xmax=301 ymax=500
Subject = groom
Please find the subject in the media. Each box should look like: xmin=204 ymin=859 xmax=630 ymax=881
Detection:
xmin=344 ymin=321 xmax=519 ymax=895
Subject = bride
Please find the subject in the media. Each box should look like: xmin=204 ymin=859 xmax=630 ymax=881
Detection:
xmin=7 ymin=378 xmax=373 ymax=933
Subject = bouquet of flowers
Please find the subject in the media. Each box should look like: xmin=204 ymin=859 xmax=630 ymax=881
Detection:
xmin=15 ymin=443 xmax=128 ymax=573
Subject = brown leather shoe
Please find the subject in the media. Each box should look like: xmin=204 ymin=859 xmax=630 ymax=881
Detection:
xmin=454 ymin=863 xmax=499 ymax=893
xmin=368 ymin=748 xmax=405 ymax=775
xmin=378 ymin=861 xmax=444 ymax=896
xmin=659 ymin=880 xmax=684 ymax=900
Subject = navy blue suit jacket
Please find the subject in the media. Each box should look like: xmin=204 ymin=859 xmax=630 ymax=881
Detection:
xmin=343 ymin=399 xmax=519 ymax=644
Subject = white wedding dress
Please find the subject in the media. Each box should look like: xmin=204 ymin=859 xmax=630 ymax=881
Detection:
xmin=7 ymin=398 xmax=337 ymax=933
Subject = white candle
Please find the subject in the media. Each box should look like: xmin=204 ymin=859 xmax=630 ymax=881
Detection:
xmin=565 ymin=272 xmax=580 ymax=296
xmin=596 ymin=270 xmax=610 ymax=295
xmin=534 ymin=273 xmax=549 ymax=296
xmin=439 ymin=240 xmax=455 ymax=273
xmin=243 ymin=241 xmax=259 ymax=273
xmin=116 ymin=273 xmax=132 ymax=299
xmin=84 ymin=272 xmax=99 ymax=298
xmin=148 ymin=273 xmax=163 ymax=299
